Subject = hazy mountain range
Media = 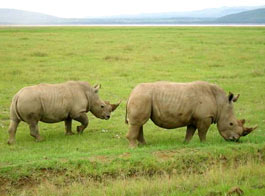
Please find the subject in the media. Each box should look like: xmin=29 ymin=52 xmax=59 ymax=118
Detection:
xmin=107 ymin=6 xmax=264 ymax=18
xmin=0 ymin=6 xmax=265 ymax=25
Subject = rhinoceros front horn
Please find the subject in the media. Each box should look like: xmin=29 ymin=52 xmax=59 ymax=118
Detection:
xmin=111 ymin=101 xmax=121 ymax=112
xmin=241 ymin=125 xmax=258 ymax=136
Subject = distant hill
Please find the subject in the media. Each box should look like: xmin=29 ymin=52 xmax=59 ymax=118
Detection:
xmin=0 ymin=7 xmax=265 ymax=25
xmin=0 ymin=8 xmax=64 ymax=24
xmin=111 ymin=6 xmax=263 ymax=19
xmin=216 ymin=8 xmax=265 ymax=23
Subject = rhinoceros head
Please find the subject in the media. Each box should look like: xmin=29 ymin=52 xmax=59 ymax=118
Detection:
xmin=90 ymin=84 xmax=121 ymax=120
xmin=217 ymin=92 xmax=257 ymax=142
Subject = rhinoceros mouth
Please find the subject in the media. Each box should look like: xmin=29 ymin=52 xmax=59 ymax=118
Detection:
xmin=104 ymin=116 xmax=110 ymax=120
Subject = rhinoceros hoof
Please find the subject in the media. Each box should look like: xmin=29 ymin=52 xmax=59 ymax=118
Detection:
xmin=138 ymin=141 xmax=146 ymax=146
xmin=7 ymin=140 xmax=15 ymax=145
xmin=183 ymin=140 xmax=190 ymax=144
xmin=77 ymin=126 xmax=84 ymax=134
xmin=129 ymin=143 xmax=138 ymax=148
xmin=36 ymin=136 xmax=44 ymax=142
xmin=65 ymin=131 xmax=75 ymax=136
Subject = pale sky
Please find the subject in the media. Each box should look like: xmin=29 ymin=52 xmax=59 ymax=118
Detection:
xmin=1 ymin=0 xmax=265 ymax=18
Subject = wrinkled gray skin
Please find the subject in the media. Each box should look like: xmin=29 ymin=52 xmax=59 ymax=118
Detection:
xmin=125 ymin=81 xmax=256 ymax=147
xmin=7 ymin=81 xmax=120 ymax=144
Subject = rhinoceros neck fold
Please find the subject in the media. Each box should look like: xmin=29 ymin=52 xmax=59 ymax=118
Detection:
xmin=77 ymin=81 xmax=94 ymax=112
xmin=209 ymin=84 xmax=229 ymax=128
xmin=215 ymin=97 xmax=236 ymax=133
xmin=84 ymin=89 xmax=93 ymax=112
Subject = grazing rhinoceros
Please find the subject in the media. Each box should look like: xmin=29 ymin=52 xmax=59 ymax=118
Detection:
xmin=125 ymin=81 xmax=256 ymax=147
xmin=7 ymin=81 xmax=120 ymax=144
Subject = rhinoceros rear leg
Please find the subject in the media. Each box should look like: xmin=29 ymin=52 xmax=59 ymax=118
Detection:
xmin=137 ymin=126 xmax=146 ymax=145
xmin=29 ymin=122 xmax=43 ymax=142
xmin=74 ymin=113 xmax=88 ymax=134
xmin=197 ymin=118 xmax=211 ymax=142
xmin=7 ymin=120 xmax=20 ymax=145
xmin=126 ymin=125 xmax=142 ymax=148
xmin=65 ymin=119 xmax=74 ymax=135
xmin=184 ymin=125 xmax=197 ymax=143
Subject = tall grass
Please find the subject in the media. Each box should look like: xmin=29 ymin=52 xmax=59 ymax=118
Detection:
xmin=4 ymin=162 xmax=265 ymax=196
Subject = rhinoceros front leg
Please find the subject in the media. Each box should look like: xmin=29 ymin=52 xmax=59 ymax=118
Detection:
xmin=74 ymin=113 xmax=88 ymax=134
xmin=197 ymin=118 xmax=211 ymax=142
xmin=29 ymin=122 xmax=43 ymax=142
xmin=184 ymin=125 xmax=197 ymax=143
xmin=64 ymin=119 xmax=74 ymax=135
xmin=7 ymin=120 xmax=20 ymax=145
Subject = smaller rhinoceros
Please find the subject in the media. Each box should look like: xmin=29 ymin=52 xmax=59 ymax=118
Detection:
xmin=7 ymin=81 xmax=120 ymax=144
xmin=125 ymin=81 xmax=257 ymax=147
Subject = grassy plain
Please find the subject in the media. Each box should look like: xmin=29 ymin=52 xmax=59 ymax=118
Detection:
xmin=0 ymin=26 xmax=265 ymax=195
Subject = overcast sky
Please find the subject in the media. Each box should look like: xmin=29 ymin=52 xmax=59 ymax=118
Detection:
xmin=1 ymin=0 xmax=265 ymax=18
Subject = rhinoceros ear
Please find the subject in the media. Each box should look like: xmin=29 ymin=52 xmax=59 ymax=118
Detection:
xmin=228 ymin=92 xmax=234 ymax=102
xmin=232 ymin=94 xmax=240 ymax=102
xmin=228 ymin=92 xmax=240 ymax=103
xmin=93 ymin=84 xmax=101 ymax=93
xmin=240 ymin=119 xmax=246 ymax=125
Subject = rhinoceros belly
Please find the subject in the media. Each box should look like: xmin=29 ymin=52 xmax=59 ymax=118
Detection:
xmin=40 ymin=111 xmax=70 ymax=123
xmin=39 ymin=88 xmax=72 ymax=123
xmin=150 ymin=109 xmax=192 ymax=129
xmin=150 ymin=89 xmax=194 ymax=129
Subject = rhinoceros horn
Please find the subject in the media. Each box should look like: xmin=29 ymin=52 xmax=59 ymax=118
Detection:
xmin=241 ymin=125 xmax=258 ymax=136
xmin=111 ymin=101 xmax=121 ymax=111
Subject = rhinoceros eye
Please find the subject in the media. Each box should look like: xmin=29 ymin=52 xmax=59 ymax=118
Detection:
xmin=229 ymin=122 xmax=233 ymax=126
xmin=101 ymin=105 xmax=104 ymax=108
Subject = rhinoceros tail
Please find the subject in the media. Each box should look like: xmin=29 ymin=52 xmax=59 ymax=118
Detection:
xmin=125 ymin=101 xmax=128 ymax=124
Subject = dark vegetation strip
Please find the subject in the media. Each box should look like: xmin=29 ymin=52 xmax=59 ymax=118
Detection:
xmin=0 ymin=146 xmax=264 ymax=189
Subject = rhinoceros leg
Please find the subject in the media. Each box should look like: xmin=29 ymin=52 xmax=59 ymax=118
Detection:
xmin=29 ymin=121 xmax=43 ymax=142
xmin=126 ymin=125 xmax=142 ymax=148
xmin=196 ymin=118 xmax=211 ymax=142
xmin=74 ymin=113 xmax=88 ymax=134
xmin=65 ymin=119 xmax=74 ymax=135
xmin=137 ymin=126 xmax=146 ymax=145
xmin=184 ymin=125 xmax=197 ymax=143
xmin=7 ymin=120 xmax=20 ymax=145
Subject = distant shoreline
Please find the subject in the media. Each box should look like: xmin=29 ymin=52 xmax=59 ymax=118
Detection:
xmin=1 ymin=24 xmax=265 ymax=27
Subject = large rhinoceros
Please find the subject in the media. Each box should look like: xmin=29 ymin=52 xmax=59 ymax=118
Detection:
xmin=125 ymin=81 xmax=256 ymax=147
xmin=7 ymin=81 xmax=120 ymax=144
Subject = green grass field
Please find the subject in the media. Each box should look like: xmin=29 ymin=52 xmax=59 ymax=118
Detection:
xmin=0 ymin=26 xmax=265 ymax=195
